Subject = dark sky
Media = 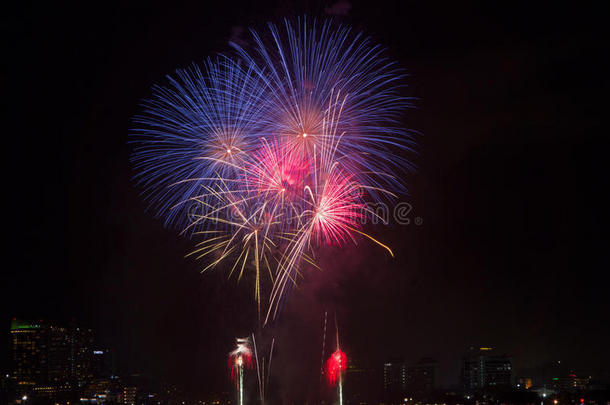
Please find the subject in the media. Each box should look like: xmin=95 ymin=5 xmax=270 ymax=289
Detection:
xmin=2 ymin=0 xmax=609 ymax=398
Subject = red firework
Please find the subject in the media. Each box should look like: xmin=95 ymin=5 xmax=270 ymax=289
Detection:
xmin=228 ymin=339 xmax=254 ymax=384
xmin=325 ymin=349 xmax=347 ymax=386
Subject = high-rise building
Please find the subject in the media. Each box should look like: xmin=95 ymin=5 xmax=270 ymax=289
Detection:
xmin=10 ymin=319 xmax=45 ymax=387
xmin=343 ymin=357 xmax=381 ymax=403
xmin=10 ymin=318 xmax=97 ymax=396
xmin=47 ymin=325 xmax=71 ymax=384
xmin=462 ymin=346 xmax=512 ymax=391
xmin=384 ymin=360 xmax=407 ymax=395
xmin=92 ymin=348 xmax=114 ymax=378
xmin=406 ymin=358 xmax=439 ymax=397
xmin=71 ymin=325 xmax=94 ymax=387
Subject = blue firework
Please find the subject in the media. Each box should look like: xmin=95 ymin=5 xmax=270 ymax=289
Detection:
xmin=131 ymin=56 xmax=268 ymax=229
xmin=230 ymin=17 xmax=415 ymax=198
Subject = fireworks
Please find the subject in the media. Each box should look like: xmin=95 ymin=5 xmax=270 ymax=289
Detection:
xmin=324 ymin=317 xmax=347 ymax=405
xmin=325 ymin=349 xmax=348 ymax=386
xmin=131 ymin=17 xmax=413 ymax=323
xmin=131 ymin=56 xmax=268 ymax=231
xmin=229 ymin=338 xmax=254 ymax=405
xmin=231 ymin=18 xmax=415 ymax=195
xmin=229 ymin=338 xmax=254 ymax=384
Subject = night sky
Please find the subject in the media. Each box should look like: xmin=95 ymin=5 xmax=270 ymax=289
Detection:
xmin=3 ymin=0 xmax=608 ymax=398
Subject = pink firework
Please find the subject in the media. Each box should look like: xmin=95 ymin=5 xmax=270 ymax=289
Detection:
xmin=247 ymin=139 xmax=310 ymax=202
xmin=308 ymin=166 xmax=364 ymax=246
xmin=325 ymin=349 xmax=348 ymax=386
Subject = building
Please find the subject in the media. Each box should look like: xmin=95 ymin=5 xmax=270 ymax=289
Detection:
xmin=122 ymin=386 xmax=137 ymax=405
xmin=551 ymin=373 xmax=590 ymax=392
xmin=83 ymin=377 xmax=121 ymax=404
xmin=10 ymin=318 xmax=98 ymax=399
xmin=10 ymin=319 xmax=45 ymax=387
xmin=343 ymin=358 xmax=381 ymax=403
xmin=71 ymin=325 xmax=94 ymax=387
xmin=47 ymin=325 xmax=71 ymax=384
xmin=485 ymin=352 xmax=512 ymax=387
xmin=384 ymin=360 xmax=407 ymax=395
xmin=406 ymin=358 xmax=439 ymax=397
xmin=462 ymin=346 xmax=512 ymax=391
xmin=516 ymin=376 xmax=533 ymax=389
xmin=31 ymin=384 xmax=72 ymax=400
xmin=92 ymin=348 xmax=114 ymax=378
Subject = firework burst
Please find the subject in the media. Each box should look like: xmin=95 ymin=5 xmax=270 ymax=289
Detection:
xmin=131 ymin=56 xmax=268 ymax=231
xmin=231 ymin=17 xmax=415 ymax=195
xmin=131 ymin=16 xmax=413 ymax=324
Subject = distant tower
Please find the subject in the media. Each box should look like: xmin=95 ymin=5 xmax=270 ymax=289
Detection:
xmin=70 ymin=323 xmax=94 ymax=387
xmin=406 ymin=358 xmax=439 ymax=397
xmin=47 ymin=325 xmax=71 ymax=384
xmin=10 ymin=319 xmax=45 ymax=387
xmin=462 ymin=346 xmax=512 ymax=392
xmin=383 ymin=360 xmax=407 ymax=397
xmin=92 ymin=348 xmax=114 ymax=378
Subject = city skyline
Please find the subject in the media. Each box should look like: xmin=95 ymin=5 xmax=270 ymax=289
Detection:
xmin=4 ymin=317 xmax=607 ymax=398
xmin=2 ymin=0 xmax=608 ymax=403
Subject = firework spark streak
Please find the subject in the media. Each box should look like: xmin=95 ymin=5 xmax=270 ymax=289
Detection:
xmin=132 ymin=57 xmax=268 ymax=231
xmin=251 ymin=333 xmax=275 ymax=404
xmin=229 ymin=338 xmax=254 ymax=405
xmin=326 ymin=316 xmax=347 ymax=405
xmin=131 ymin=16 xmax=413 ymax=322
xmin=231 ymin=18 xmax=415 ymax=194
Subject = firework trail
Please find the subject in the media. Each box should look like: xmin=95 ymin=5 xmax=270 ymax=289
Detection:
xmin=229 ymin=338 xmax=254 ymax=405
xmin=184 ymin=177 xmax=278 ymax=320
xmin=320 ymin=310 xmax=328 ymax=383
xmin=326 ymin=318 xmax=347 ymax=405
xmin=251 ymin=333 xmax=275 ymax=404
xmin=131 ymin=16 xmax=413 ymax=323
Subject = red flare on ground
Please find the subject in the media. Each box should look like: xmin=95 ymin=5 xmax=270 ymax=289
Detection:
xmin=228 ymin=339 xmax=254 ymax=385
xmin=325 ymin=349 xmax=347 ymax=386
